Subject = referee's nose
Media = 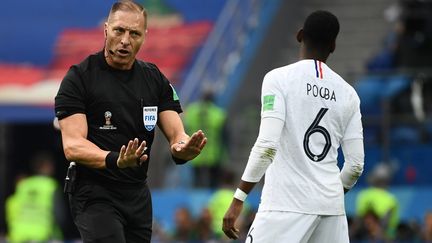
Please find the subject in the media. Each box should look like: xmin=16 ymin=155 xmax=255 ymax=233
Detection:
xmin=120 ymin=32 xmax=131 ymax=46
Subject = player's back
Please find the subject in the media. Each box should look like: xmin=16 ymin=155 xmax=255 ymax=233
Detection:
xmin=259 ymin=59 xmax=362 ymax=215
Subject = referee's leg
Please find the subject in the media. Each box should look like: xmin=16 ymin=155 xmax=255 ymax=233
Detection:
xmin=69 ymin=183 xmax=127 ymax=243
xmin=123 ymin=184 xmax=153 ymax=243
xmin=74 ymin=202 xmax=126 ymax=243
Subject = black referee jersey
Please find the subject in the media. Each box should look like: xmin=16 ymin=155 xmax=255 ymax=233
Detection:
xmin=55 ymin=51 xmax=182 ymax=185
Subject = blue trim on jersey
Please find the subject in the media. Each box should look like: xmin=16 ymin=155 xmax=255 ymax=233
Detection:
xmin=314 ymin=60 xmax=319 ymax=78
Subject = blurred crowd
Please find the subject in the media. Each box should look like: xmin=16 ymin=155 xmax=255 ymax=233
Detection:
xmin=365 ymin=0 xmax=432 ymax=126
xmin=367 ymin=0 xmax=432 ymax=72
xmin=152 ymin=199 xmax=255 ymax=242
xmin=348 ymin=163 xmax=432 ymax=243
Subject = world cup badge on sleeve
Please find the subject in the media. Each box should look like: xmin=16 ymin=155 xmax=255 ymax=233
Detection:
xmin=143 ymin=106 xmax=158 ymax=131
xmin=99 ymin=111 xmax=117 ymax=130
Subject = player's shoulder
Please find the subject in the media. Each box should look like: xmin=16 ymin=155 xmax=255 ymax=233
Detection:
xmin=263 ymin=62 xmax=298 ymax=82
xmin=339 ymin=78 xmax=360 ymax=102
xmin=266 ymin=60 xmax=313 ymax=77
xmin=326 ymin=67 xmax=359 ymax=100
xmin=270 ymin=61 xmax=301 ymax=73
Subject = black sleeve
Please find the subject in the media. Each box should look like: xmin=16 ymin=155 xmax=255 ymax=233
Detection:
xmin=154 ymin=66 xmax=183 ymax=114
xmin=54 ymin=66 xmax=86 ymax=120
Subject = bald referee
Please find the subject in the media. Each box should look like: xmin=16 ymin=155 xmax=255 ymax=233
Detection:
xmin=223 ymin=10 xmax=364 ymax=242
xmin=55 ymin=1 xmax=206 ymax=242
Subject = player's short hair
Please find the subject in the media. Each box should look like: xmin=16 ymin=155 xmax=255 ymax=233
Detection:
xmin=109 ymin=0 xmax=148 ymax=30
xmin=302 ymin=10 xmax=339 ymax=51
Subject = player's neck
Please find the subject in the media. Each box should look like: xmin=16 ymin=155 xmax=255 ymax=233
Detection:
xmin=299 ymin=49 xmax=329 ymax=63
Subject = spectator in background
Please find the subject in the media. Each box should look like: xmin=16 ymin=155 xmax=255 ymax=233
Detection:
xmin=423 ymin=211 xmax=432 ymax=242
xmin=351 ymin=210 xmax=386 ymax=242
xmin=195 ymin=208 xmax=216 ymax=242
xmin=354 ymin=163 xmax=400 ymax=240
xmin=171 ymin=206 xmax=197 ymax=242
xmin=367 ymin=0 xmax=432 ymax=71
xmin=396 ymin=220 xmax=421 ymax=242
xmin=5 ymin=151 xmax=65 ymax=242
xmin=184 ymin=89 xmax=227 ymax=189
xmin=394 ymin=0 xmax=432 ymax=69
xmin=151 ymin=220 xmax=170 ymax=243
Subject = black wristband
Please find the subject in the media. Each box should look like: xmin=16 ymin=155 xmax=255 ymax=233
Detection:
xmin=171 ymin=155 xmax=188 ymax=165
xmin=105 ymin=151 xmax=119 ymax=170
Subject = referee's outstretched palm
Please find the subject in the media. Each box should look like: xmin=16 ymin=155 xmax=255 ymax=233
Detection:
xmin=117 ymin=138 xmax=148 ymax=168
xmin=171 ymin=130 xmax=207 ymax=161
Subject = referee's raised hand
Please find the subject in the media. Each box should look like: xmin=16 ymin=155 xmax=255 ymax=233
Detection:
xmin=117 ymin=138 xmax=148 ymax=168
xmin=171 ymin=130 xmax=207 ymax=161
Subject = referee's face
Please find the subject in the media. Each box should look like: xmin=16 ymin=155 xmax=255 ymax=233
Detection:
xmin=104 ymin=9 xmax=147 ymax=70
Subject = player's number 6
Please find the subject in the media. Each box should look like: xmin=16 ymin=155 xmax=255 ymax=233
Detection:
xmin=303 ymin=108 xmax=332 ymax=162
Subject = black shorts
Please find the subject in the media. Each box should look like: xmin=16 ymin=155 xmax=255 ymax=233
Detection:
xmin=69 ymin=180 xmax=152 ymax=243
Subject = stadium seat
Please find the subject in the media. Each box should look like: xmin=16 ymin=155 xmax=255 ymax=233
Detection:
xmin=354 ymin=76 xmax=386 ymax=115
xmin=51 ymin=21 xmax=212 ymax=84
xmin=390 ymin=125 xmax=421 ymax=144
xmin=382 ymin=75 xmax=411 ymax=99
xmin=354 ymin=75 xmax=412 ymax=116
xmin=0 ymin=64 xmax=45 ymax=86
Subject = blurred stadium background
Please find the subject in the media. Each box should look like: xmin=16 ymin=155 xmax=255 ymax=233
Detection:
xmin=0 ymin=0 xmax=431 ymax=242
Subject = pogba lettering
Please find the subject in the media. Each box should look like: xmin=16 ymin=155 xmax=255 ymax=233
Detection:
xmin=306 ymin=83 xmax=336 ymax=102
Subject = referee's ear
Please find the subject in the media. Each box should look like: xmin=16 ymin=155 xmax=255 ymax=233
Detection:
xmin=104 ymin=22 xmax=108 ymax=38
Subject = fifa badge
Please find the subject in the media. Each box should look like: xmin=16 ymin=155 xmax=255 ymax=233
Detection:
xmin=143 ymin=106 xmax=158 ymax=131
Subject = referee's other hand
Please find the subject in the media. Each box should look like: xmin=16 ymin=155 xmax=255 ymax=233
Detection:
xmin=117 ymin=138 xmax=148 ymax=168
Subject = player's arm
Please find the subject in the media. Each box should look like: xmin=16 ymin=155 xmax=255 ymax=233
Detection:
xmin=223 ymin=116 xmax=283 ymax=239
xmin=158 ymin=110 xmax=207 ymax=163
xmin=59 ymin=113 xmax=147 ymax=169
xmin=340 ymin=95 xmax=364 ymax=193
xmin=340 ymin=139 xmax=364 ymax=193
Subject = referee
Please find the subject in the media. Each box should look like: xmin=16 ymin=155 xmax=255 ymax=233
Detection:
xmin=54 ymin=1 xmax=206 ymax=242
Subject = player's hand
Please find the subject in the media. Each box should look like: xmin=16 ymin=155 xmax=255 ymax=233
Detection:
xmin=171 ymin=130 xmax=207 ymax=161
xmin=222 ymin=198 xmax=244 ymax=239
xmin=117 ymin=138 xmax=148 ymax=168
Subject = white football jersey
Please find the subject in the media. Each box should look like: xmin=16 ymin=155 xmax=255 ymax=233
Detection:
xmin=258 ymin=59 xmax=363 ymax=215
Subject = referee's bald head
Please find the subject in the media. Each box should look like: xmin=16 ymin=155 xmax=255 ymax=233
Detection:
xmin=301 ymin=10 xmax=340 ymax=53
xmin=108 ymin=0 xmax=148 ymax=30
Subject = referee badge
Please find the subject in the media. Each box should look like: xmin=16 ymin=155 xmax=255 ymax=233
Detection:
xmin=143 ymin=106 xmax=158 ymax=131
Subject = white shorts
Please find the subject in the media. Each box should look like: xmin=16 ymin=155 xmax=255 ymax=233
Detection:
xmin=245 ymin=211 xmax=349 ymax=243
